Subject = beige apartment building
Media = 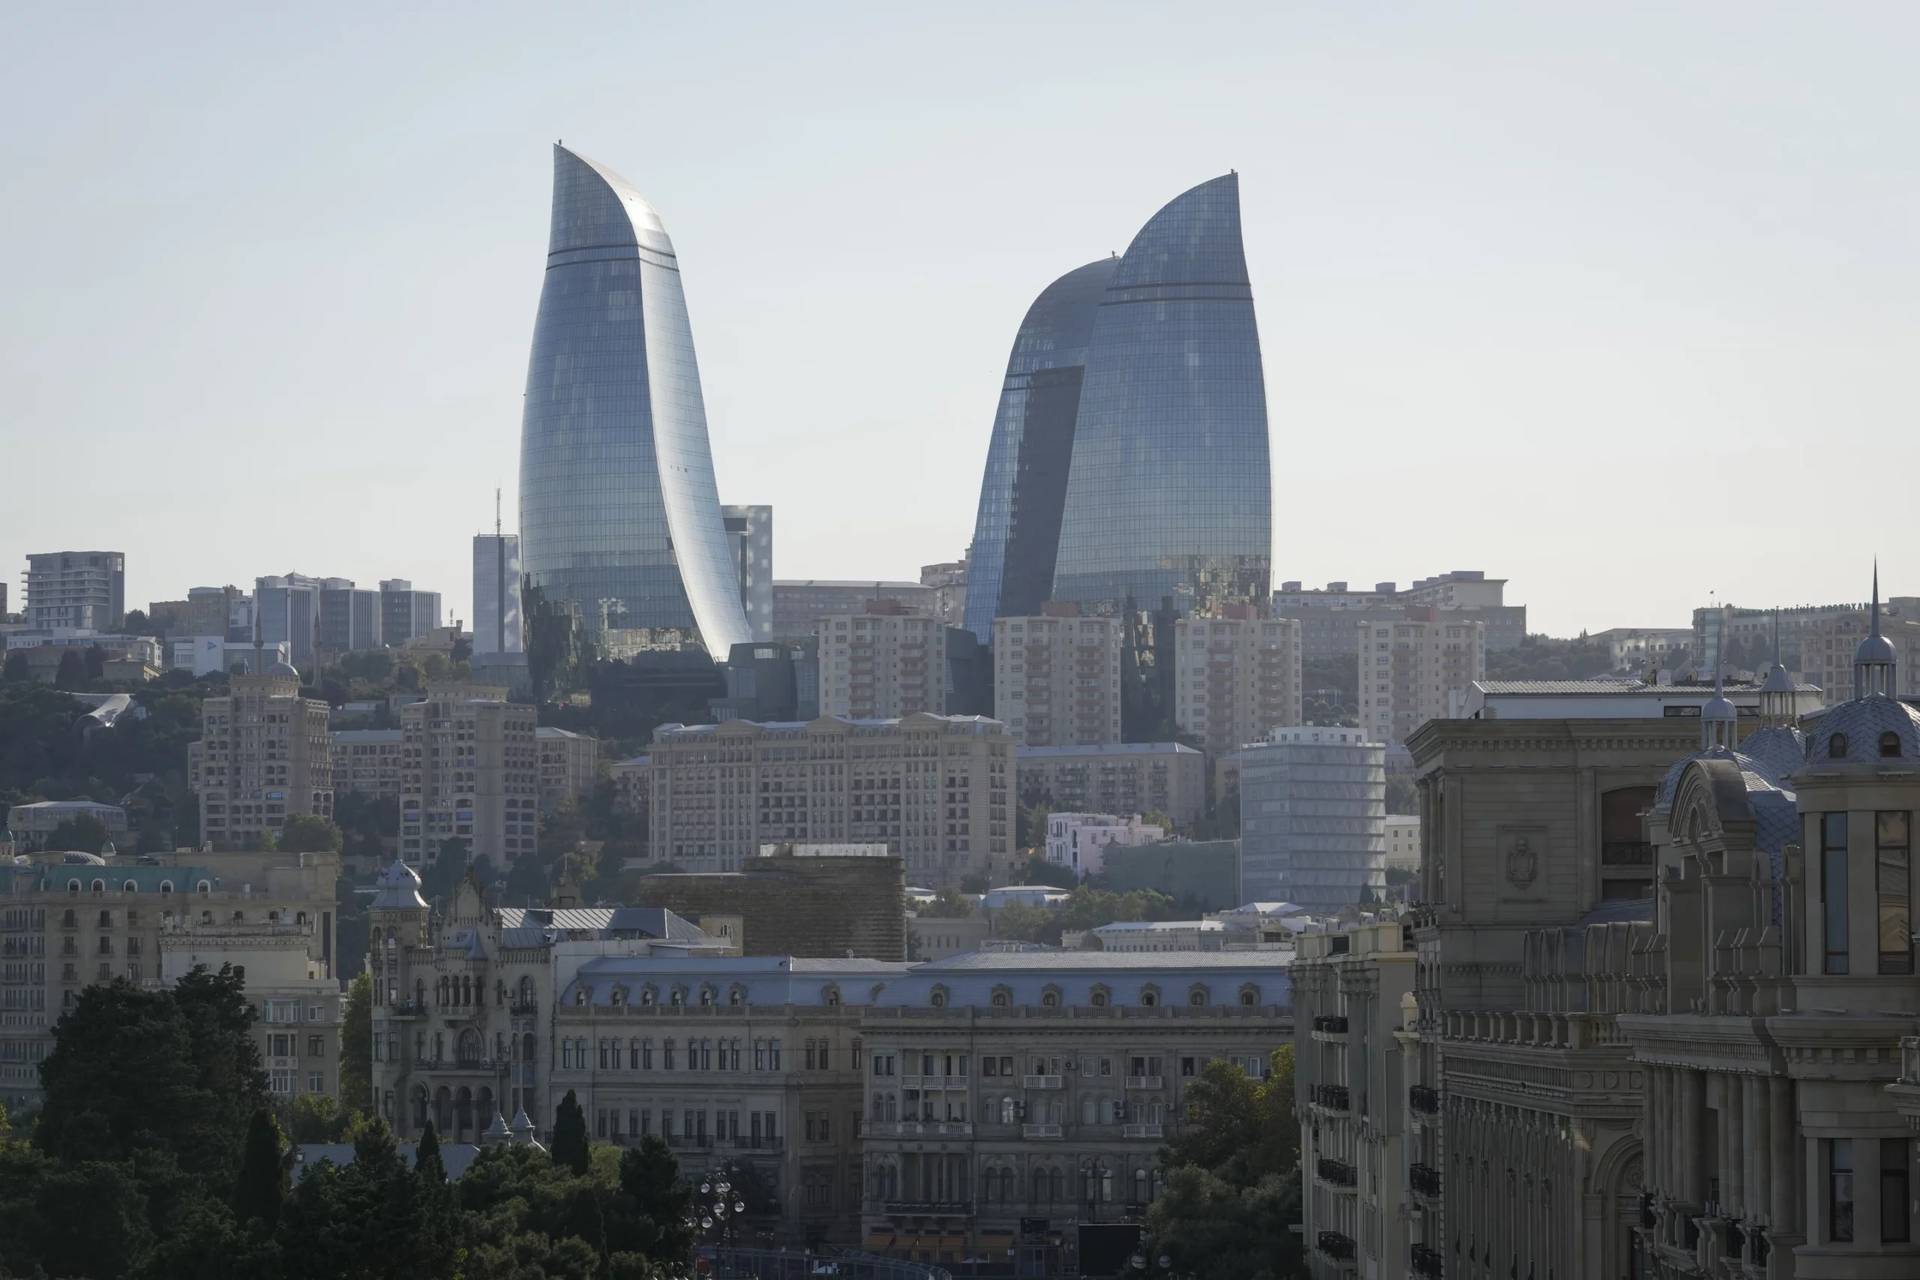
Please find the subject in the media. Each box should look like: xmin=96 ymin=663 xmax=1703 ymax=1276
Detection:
xmin=535 ymin=726 xmax=599 ymax=811
xmin=1173 ymin=612 xmax=1302 ymax=759
xmin=1357 ymin=613 xmax=1486 ymax=746
xmin=1015 ymin=742 xmax=1207 ymax=833
xmin=992 ymin=611 xmax=1123 ymax=748
xmin=815 ymin=610 xmax=949 ymax=720
xmin=399 ymin=682 xmax=538 ymax=866
xmin=1799 ymin=607 xmax=1920 ymax=699
xmin=189 ymin=670 xmax=334 ymax=850
xmin=647 ymin=714 xmax=1014 ymax=887
xmin=331 ymin=728 xmax=405 ymax=799
xmin=1293 ymin=915 xmax=1415 ymax=1280
xmin=0 ymin=846 xmax=339 ymax=1111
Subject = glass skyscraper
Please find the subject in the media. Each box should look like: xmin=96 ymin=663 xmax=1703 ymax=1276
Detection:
xmin=965 ymin=174 xmax=1271 ymax=635
xmin=961 ymin=257 xmax=1116 ymax=640
xmin=518 ymin=144 xmax=751 ymax=656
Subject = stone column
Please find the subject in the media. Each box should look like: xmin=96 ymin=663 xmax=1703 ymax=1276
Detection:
xmin=1744 ymin=1073 xmax=1765 ymax=1227
xmin=1769 ymin=1077 xmax=1795 ymax=1231
xmin=1679 ymin=1068 xmax=1703 ymax=1204
xmin=1720 ymin=1075 xmax=1742 ymax=1216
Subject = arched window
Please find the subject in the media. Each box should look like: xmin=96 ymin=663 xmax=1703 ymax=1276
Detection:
xmin=1830 ymin=733 xmax=1849 ymax=759
xmin=296 ymin=911 xmax=307 ymax=926
xmin=728 ymin=985 xmax=745 ymax=1006
xmin=1041 ymin=986 xmax=1062 ymax=1008
xmin=670 ymin=987 xmax=685 ymax=1007
xmin=929 ymin=985 xmax=948 ymax=1009
xmin=641 ymin=985 xmax=656 ymax=1006
xmin=159 ymin=880 xmax=172 ymax=895
xmin=1882 ymin=731 xmax=1903 ymax=758
xmin=699 ymin=985 xmax=716 ymax=1007
xmin=610 ymin=985 xmax=627 ymax=1007
xmin=1140 ymin=985 xmax=1160 ymax=1008
xmin=990 ymin=986 xmax=1011 ymax=1008
xmin=90 ymin=880 xmax=105 ymax=895
xmin=66 ymin=880 xmax=79 ymax=896
xmin=1187 ymin=985 xmax=1208 ymax=1007
xmin=1239 ymin=984 xmax=1260 ymax=1007
xmin=122 ymin=881 xmax=137 ymax=894
xmin=197 ymin=880 xmax=211 ymax=895
xmin=822 ymin=985 xmax=841 ymax=1007
xmin=1090 ymin=986 xmax=1110 ymax=1008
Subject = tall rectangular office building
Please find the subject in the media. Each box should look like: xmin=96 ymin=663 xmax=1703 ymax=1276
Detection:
xmin=472 ymin=534 xmax=524 ymax=656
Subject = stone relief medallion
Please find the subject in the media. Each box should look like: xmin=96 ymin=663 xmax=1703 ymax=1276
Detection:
xmin=1499 ymin=826 xmax=1546 ymax=890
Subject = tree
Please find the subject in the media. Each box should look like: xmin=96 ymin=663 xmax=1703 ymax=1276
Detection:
xmin=54 ymin=649 xmax=86 ymax=689
xmin=505 ymin=852 xmax=551 ymax=904
xmin=1016 ymin=855 xmax=1077 ymax=890
xmin=233 ymin=1108 xmax=286 ymax=1227
xmin=286 ymin=1093 xmax=352 ymax=1143
xmin=339 ymin=972 xmax=373 ymax=1117
xmin=1163 ymin=1048 xmax=1297 ymax=1185
xmin=551 ymin=1090 xmax=590 ymax=1175
xmin=277 ymin=815 xmax=342 ymax=854
xmin=1 ymin=652 xmax=26 ymax=682
xmin=84 ymin=643 xmax=107 ymax=681
xmin=924 ymin=887 xmax=975 ymax=918
xmin=1386 ymin=774 xmax=1418 ymax=815
xmin=617 ymin=1135 xmax=692 ymax=1262
xmin=414 ymin=1122 xmax=446 ymax=1183
xmin=46 ymin=813 xmax=111 ymax=854
xmin=1015 ymin=802 xmax=1052 ymax=850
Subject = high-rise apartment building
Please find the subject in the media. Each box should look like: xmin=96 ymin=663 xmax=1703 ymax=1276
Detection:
xmin=1273 ymin=570 xmax=1526 ymax=659
xmin=534 ymin=726 xmax=598 ymax=813
xmin=471 ymin=533 xmax=524 ymax=657
xmin=188 ymin=670 xmax=334 ymax=850
xmin=647 ymin=714 xmax=1014 ymax=885
xmin=722 ymin=505 xmax=774 ymax=643
xmin=771 ymin=581 xmax=936 ymax=638
xmin=379 ymin=579 xmax=442 ymax=648
xmin=991 ymin=609 xmax=1123 ymax=747
xmin=24 ymin=551 xmax=124 ymax=631
xmin=1015 ymin=742 xmax=1208 ymax=832
xmin=398 ymin=683 xmax=538 ymax=866
xmin=255 ymin=573 xmax=325 ymax=668
xmin=318 ymin=580 xmax=382 ymax=653
xmin=1234 ymin=727 xmax=1385 ymax=909
xmin=814 ymin=609 xmax=949 ymax=720
xmin=919 ymin=560 xmax=968 ymax=629
xmin=1173 ymin=612 xmax=1302 ymax=758
xmin=517 ymin=144 xmax=751 ymax=656
xmin=1356 ymin=614 xmax=1486 ymax=746
xmin=966 ymin=176 xmax=1272 ymax=630
xmin=331 ymin=729 xmax=406 ymax=799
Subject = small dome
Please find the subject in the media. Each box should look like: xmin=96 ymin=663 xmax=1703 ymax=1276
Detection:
xmin=1760 ymin=662 xmax=1795 ymax=695
xmin=1806 ymin=695 xmax=1920 ymax=766
xmin=60 ymin=851 xmax=108 ymax=866
xmin=1702 ymin=692 xmax=1738 ymax=724
xmin=270 ymin=659 xmax=301 ymax=679
xmin=1856 ymin=632 xmax=1898 ymax=667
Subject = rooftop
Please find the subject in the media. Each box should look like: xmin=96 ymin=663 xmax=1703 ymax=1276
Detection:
xmin=1016 ymin=741 xmax=1202 ymax=758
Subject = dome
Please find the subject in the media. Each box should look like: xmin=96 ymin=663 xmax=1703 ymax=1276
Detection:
xmin=1855 ymin=632 xmax=1898 ymax=666
xmin=1737 ymin=725 xmax=1806 ymax=781
xmin=1702 ymin=692 xmax=1738 ymax=723
xmin=1805 ymin=694 xmax=1920 ymax=766
xmin=269 ymin=659 xmax=301 ymax=679
xmin=59 ymin=851 xmax=107 ymax=865
xmin=1760 ymin=662 xmax=1795 ymax=695
xmin=369 ymin=858 xmax=429 ymax=911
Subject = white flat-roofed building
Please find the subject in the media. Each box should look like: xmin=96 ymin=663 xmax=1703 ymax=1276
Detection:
xmin=1090 ymin=918 xmax=1226 ymax=952
xmin=1459 ymin=678 xmax=1826 ymax=721
xmin=1042 ymin=812 xmax=1165 ymax=878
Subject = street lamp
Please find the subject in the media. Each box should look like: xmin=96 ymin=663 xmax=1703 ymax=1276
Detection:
xmin=684 ymin=1165 xmax=751 ymax=1279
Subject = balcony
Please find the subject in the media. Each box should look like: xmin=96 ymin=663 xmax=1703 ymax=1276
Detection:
xmin=1022 ymin=1074 xmax=1063 ymax=1090
xmin=1312 ymin=1084 xmax=1350 ymax=1113
xmin=1121 ymin=1123 xmax=1163 ymax=1139
xmin=1409 ymin=1084 xmax=1440 ymax=1115
xmin=1410 ymin=1163 xmax=1442 ymax=1198
xmin=1411 ymin=1244 xmax=1445 ymax=1278
xmin=1316 ymin=1231 xmax=1356 ymax=1262
xmin=882 ymin=1200 xmax=974 ymax=1218
xmin=1021 ymin=1123 xmax=1062 ymax=1139
xmin=1601 ymin=840 xmax=1654 ymax=867
xmin=386 ymin=1000 xmax=427 ymax=1019
xmin=509 ymin=1000 xmax=538 ymax=1017
xmin=865 ymin=1121 xmax=973 ymax=1139
xmin=1317 ymin=1157 xmax=1357 ymax=1190
xmin=1125 ymin=1075 xmax=1164 ymax=1091
xmin=1312 ymin=1014 xmax=1350 ymax=1041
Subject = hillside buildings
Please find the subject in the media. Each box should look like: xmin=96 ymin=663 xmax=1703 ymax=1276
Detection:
xmin=1016 ymin=742 xmax=1207 ymax=832
xmin=647 ymin=714 xmax=1014 ymax=886
xmin=1356 ymin=614 xmax=1487 ymax=746
xmin=1234 ymin=727 xmax=1386 ymax=910
xmin=22 ymin=551 xmax=124 ymax=631
xmin=772 ymin=581 xmax=936 ymax=638
xmin=1587 ymin=626 xmax=1695 ymax=672
xmin=965 ymin=174 xmax=1272 ymax=632
xmin=517 ymin=144 xmax=751 ymax=656
xmin=1800 ymin=605 xmax=1920 ymax=698
xmin=189 ymin=669 xmax=334 ymax=850
xmin=992 ymin=610 xmax=1123 ymax=747
xmin=1042 ymin=813 xmax=1164 ymax=878
xmin=1273 ymin=570 xmax=1525 ymax=659
xmin=5 ymin=800 xmax=131 ymax=851
xmin=815 ymin=608 xmax=949 ymax=720
xmin=1172 ymin=611 xmax=1302 ymax=759
xmin=398 ymin=682 xmax=538 ymax=866
xmin=628 ymin=845 xmax=908 ymax=960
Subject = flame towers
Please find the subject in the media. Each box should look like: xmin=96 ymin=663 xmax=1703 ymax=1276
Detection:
xmin=965 ymin=174 xmax=1272 ymax=634
xmin=518 ymin=144 xmax=750 ymax=655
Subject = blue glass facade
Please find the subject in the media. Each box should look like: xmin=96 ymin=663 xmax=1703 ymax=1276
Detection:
xmin=518 ymin=145 xmax=750 ymax=654
xmin=962 ymin=258 xmax=1116 ymax=640
xmin=1050 ymin=174 xmax=1272 ymax=615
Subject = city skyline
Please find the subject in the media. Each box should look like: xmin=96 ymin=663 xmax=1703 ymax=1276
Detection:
xmin=6 ymin=4 xmax=1920 ymax=638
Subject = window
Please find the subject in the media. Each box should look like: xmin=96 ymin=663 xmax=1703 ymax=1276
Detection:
xmin=1831 ymin=1139 xmax=1856 ymax=1243
xmin=1830 ymin=733 xmax=1849 ymax=760
xmin=307 ymin=1035 xmax=323 ymax=1057
xmin=1879 ymin=812 xmax=1912 ymax=974
xmin=1883 ymin=731 xmax=1904 ymax=759
xmin=1823 ymin=813 xmax=1850 ymax=975
xmin=1886 ymin=1138 xmax=1911 ymax=1243
xmin=307 ymin=1072 xmax=324 ymax=1093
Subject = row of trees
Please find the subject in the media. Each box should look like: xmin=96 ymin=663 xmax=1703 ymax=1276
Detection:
xmin=3 ymin=963 xmax=701 ymax=1279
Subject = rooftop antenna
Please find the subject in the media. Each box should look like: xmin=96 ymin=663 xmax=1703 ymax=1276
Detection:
xmin=495 ymin=487 xmax=502 ymax=538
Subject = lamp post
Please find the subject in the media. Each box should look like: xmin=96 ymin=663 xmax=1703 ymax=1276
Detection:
xmin=684 ymin=1163 xmax=750 ymax=1279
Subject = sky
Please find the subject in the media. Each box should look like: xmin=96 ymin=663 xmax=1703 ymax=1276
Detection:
xmin=3 ymin=2 xmax=1916 ymax=638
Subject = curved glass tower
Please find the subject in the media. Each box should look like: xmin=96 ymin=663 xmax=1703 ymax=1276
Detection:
xmin=518 ymin=144 xmax=750 ymax=655
xmin=1050 ymin=173 xmax=1272 ymax=615
xmin=961 ymin=258 xmax=1117 ymax=639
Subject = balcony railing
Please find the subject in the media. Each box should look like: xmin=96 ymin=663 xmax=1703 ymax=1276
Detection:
xmin=1312 ymin=1014 xmax=1350 ymax=1035
xmin=865 ymin=1121 xmax=973 ymax=1139
xmin=385 ymin=1000 xmax=428 ymax=1019
xmin=1022 ymin=1074 xmax=1063 ymax=1090
xmin=1601 ymin=841 xmax=1654 ymax=867
xmin=1316 ymin=1231 xmax=1356 ymax=1261
xmin=1317 ymin=1157 xmax=1358 ymax=1189
xmin=1411 ymin=1244 xmax=1445 ymax=1278
xmin=1313 ymin=1084 xmax=1351 ymax=1112
xmin=1125 ymin=1075 xmax=1165 ymax=1091
xmin=509 ymin=1000 xmax=538 ymax=1017
xmin=1410 ymin=1163 xmax=1442 ymax=1197
xmin=882 ymin=1200 xmax=974 ymax=1218
xmin=1021 ymin=1123 xmax=1062 ymax=1139
xmin=1409 ymin=1084 xmax=1440 ymax=1115
xmin=1121 ymin=1123 xmax=1163 ymax=1139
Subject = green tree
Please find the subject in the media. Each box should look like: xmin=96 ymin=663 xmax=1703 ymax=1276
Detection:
xmin=414 ymin=1121 xmax=446 ymax=1182
xmin=1143 ymin=1165 xmax=1304 ymax=1280
xmin=1016 ymin=854 xmax=1077 ymax=890
xmin=84 ymin=643 xmax=108 ymax=681
xmin=233 ymin=1108 xmax=286 ymax=1227
xmin=551 ymin=1089 xmax=589 ymax=1175
xmin=46 ymin=812 xmax=111 ymax=853
xmin=505 ymin=851 xmax=551 ymax=904
xmin=617 ymin=1135 xmax=691 ymax=1261
xmin=1386 ymin=774 xmax=1418 ymax=815
xmin=54 ymin=649 xmax=86 ymax=689
xmin=277 ymin=815 xmax=342 ymax=853
xmin=339 ymin=972 xmax=373 ymax=1117
xmin=286 ymin=1093 xmax=352 ymax=1143
xmin=1 ymin=652 xmax=26 ymax=682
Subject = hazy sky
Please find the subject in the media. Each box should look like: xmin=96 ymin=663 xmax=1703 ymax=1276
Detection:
xmin=4 ymin=3 xmax=1915 ymax=637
